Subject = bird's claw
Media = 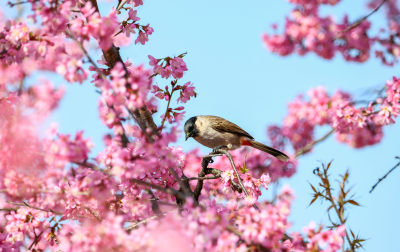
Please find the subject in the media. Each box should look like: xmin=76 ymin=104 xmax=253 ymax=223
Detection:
xmin=211 ymin=145 xmax=226 ymax=154
xmin=211 ymin=149 xmax=219 ymax=155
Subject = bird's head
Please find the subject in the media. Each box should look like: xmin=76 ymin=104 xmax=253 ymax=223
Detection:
xmin=184 ymin=116 xmax=199 ymax=140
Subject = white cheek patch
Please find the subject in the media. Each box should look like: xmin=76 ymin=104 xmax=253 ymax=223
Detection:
xmin=197 ymin=118 xmax=206 ymax=128
xmin=195 ymin=119 xmax=201 ymax=129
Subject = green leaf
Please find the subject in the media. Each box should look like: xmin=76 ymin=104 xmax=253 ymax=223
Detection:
xmin=240 ymin=155 xmax=248 ymax=173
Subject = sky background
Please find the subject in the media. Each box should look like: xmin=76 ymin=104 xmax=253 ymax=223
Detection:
xmin=3 ymin=0 xmax=400 ymax=251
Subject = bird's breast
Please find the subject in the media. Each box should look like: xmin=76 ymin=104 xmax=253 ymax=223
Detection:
xmin=193 ymin=127 xmax=241 ymax=150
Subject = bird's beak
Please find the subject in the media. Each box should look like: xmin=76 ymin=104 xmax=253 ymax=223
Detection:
xmin=185 ymin=133 xmax=190 ymax=141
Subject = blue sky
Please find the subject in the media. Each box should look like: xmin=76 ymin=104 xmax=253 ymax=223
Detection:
xmin=3 ymin=0 xmax=400 ymax=251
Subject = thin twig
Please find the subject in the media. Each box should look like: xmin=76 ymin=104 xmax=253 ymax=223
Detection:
xmin=169 ymin=168 xmax=192 ymax=196
xmin=28 ymin=229 xmax=44 ymax=250
xmin=369 ymin=157 xmax=400 ymax=193
xmin=7 ymin=0 xmax=31 ymax=7
xmin=125 ymin=215 xmax=159 ymax=231
xmin=217 ymin=150 xmax=249 ymax=197
xmin=295 ymin=128 xmax=335 ymax=158
xmin=186 ymin=175 xmax=221 ymax=180
xmin=84 ymin=206 xmax=101 ymax=221
xmin=153 ymin=200 xmax=178 ymax=207
xmin=159 ymin=88 xmax=176 ymax=132
xmin=7 ymin=201 xmax=63 ymax=215
xmin=318 ymin=164 xmax=353 ymax=250
xmin=125 ymin=209 xmax=178 ymax=231
xmin=146 ymin=189 xmax=162 ymax=215
xmin=116 ymin=0 xmax=127 ymax=11
xmin=216 ymin=149 xmax=259 ymax=210
xmin=129 ymin=108 xmax=157 ymax=142
xmin=17 ymin=77 xmax=25 ymax=95
xmin=226 ymin=224 xmax=243 ymax=236
xmin=65 ymin=30 xmax=104 ymax=77
xmin=226 ymin=224 xmax=272 ymax=251
xmin=0 ymin=207 xmax=18 ymax=212
xmin=130 ymin=178 xmax=186 ymax=201
xmin=72 ymin=161 xmax=110 ymax=174
xmin=335 ymin=0 xmax=387 ymax=39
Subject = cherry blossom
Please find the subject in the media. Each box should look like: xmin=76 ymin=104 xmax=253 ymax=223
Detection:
xmin=0 ymin=0 xmax=397 ymax=251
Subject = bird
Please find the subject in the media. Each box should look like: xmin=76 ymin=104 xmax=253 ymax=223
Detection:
xmin=184 ymin=115 xmax=289 ymax=162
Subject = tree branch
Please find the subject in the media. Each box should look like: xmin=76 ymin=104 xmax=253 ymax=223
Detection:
xmin=116 ymin=0 xmax=127 ymax=12
xmin=6 ymin=201 xmax=63 ymax=215
xmin=146 ymin=189 xmax=162 ymax=215
xmin=169 ymin=168 xmax=193 ymax=196
xmin=369 ymin=156 xmax=400 ymax=193
xmin=65 ymin=30 xmax=104 ymax=77
xmin=125 ymin=215 xmax=159 ymax=231
xmin=311 ymin=162 xmax=360 ymax=250
xmin=130 ymin=178 xmax=186 ymax=201
xmin=295 ymin=128 xmax=335 ymax=158
xmin=65 ymin=29 xmax=132 ymax=147
xmin=193 ymin=156 xmax=214 ymax=204
xmin=85 ymin=0 xmax=159 ymax=142
xmin=336 ymin=0 xmax=387 ymax=38
xmin=216 ymin=150 xmax=249 ymax=197
xmin=0 ymin=207 xmax=18 ymax=212
xmin=159 ymin=83 xmax=178 ymax=132
xmin=28 ymin=228 xmax=44 ymax=250
xmin=196 ymin=150 xmax=259 ymax=210
xmin=186 ymin=175 xmax=221 ymax=181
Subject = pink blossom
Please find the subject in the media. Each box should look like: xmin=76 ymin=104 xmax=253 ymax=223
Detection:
xmin=0 ymin=0 xmax=396 ymax=251
xmin=177 ymin=81 xmax=196 ymax=103
xmin=169 ymin=57 xmax=188 ymax=79
xmin=128 ymin=9 xmax=140 ymax=22
xmin=135 ymin=25 xmax=154 ymax=45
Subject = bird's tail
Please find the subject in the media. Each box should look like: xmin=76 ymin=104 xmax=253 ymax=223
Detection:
xmin=247 ymin=140 xmax=289 ymax=162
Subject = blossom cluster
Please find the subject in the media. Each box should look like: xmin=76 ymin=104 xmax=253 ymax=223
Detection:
xmin=121 ymin=8 xmax=154 ymax=45
xmin=263 ymin=7 xmax=371 ymax=62
xmin=0 ymin=0 xmax=395 ymax=251
xmin=263 ymin=0 xmax=400 ymax=65
xmin=149 ymin=54 xmax=189 ymax=79
xmin=276 ymin=81 xmax=399 ymax=152
xmin=149 ymin=54 xmax=196 ymax=124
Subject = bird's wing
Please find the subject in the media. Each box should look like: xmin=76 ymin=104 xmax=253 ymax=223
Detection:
xmin=206 ymin=115 xmax=254 ymax=139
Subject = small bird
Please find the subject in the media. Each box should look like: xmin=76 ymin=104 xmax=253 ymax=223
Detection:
xmin=184 ymin=115 xmax=289 ymax=162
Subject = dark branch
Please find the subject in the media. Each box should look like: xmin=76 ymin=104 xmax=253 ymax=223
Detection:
xmin=126 ymin=215 xmax=159 ymax=231
xmin=216 ymin=150 xmax=249 ymax=197
xmin=217 ymin=149 xmax=260 ymax=210
xmin=186 ymin=175 xmax=221 ymax=180
xmin=169 ymin=168 xmax=193 ymax=206
xmin=6 ymin=201 xmax=63 ymax=215
xmin=193 ymin=156 xmax=214 ymax=204
xmin=370 ymin=156 xmax=400 ymax=193
xmin=28 ymin=229 xmax=44 ymax=250
xmin=86 ymin=0 xmax=159 ymax=142
xmin=146 ymin=189 xmax=162 ymax=215
xmin=130 ymin=178 xmax=186 ymax=201
xmin=336 ymin=0 xmax=387 ymax=38
xmin=295 ymin=128 xmax=335 ymax=157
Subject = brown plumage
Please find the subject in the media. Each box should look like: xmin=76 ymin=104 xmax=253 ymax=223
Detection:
xmin=208 ymin=115 xmax=254 ymax=139
xmin=184 ymin=115 xmax=289 ymax=162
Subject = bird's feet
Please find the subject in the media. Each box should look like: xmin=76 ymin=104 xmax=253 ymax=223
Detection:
xmin=203 ymin=146 xmax=228 ymax=160
xmin=211 ymin=145 xmax=227 ymax=155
